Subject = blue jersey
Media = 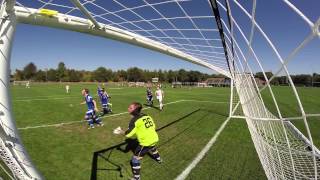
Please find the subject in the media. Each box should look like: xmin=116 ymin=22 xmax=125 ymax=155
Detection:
xmin=85 ymin=95 xmax=95 ymax=110
xmin=97 ymin=88 xmax=103 ymax=95
xmin=98 ymin=90 xmax=109 ymax=104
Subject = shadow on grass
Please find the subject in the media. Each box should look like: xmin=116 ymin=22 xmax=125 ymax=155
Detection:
xmin=200 ymin=108 xmax=228 ymax=118
xmin=143 ymin=103 xmax=161 ymax=111
xmin=90 ymin=108 xmax=201 ymax=180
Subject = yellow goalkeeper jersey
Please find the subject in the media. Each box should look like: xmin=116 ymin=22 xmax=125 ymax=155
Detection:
xmin=125 ymin=114 xmax=159 ymax=146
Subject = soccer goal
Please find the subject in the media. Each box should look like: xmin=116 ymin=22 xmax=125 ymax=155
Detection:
xmin=0 ymin=0 xmax=319 ymax=179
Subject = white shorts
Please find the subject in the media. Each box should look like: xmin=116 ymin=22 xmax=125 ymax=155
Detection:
xmin=157 ymin=97 xmax=162 ymax=102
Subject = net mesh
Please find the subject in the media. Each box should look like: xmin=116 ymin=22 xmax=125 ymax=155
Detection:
xmin=16 ymin=0 xmax=229 ymax=72
xmin=0 ymin=0 xmax=318 ymax=179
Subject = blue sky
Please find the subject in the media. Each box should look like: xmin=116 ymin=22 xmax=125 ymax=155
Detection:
xmin=11 ymin=0 xmax=320 ymax=75
xmin=11 ymin=24 xmax=214 ymax=73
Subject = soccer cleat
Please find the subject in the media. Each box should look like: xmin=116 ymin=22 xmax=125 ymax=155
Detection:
xmin=88 ymin=125 xmax=95 ymax=129
xmin=156 ymin=158 xmax=162 ymax=164
xmin=130 ymin=177 xmax=140 ymax=180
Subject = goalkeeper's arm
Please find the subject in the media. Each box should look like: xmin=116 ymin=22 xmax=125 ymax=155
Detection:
xmin=123 ymin=121 xmax=136 ymax=137
xmin=115 ymin=127 xmax=136 ymax=136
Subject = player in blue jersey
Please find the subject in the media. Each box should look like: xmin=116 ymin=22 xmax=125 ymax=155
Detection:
xmin=80 ymin=88 xmax=103 ymax=129
xmin=146 ymin=87 xmax=153 ymax=106
xmin=97 ymin=87 xmax=112 ymax=115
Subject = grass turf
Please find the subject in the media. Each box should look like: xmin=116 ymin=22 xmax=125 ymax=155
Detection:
xmin=1 ymin=83 xmax=319 ymax=179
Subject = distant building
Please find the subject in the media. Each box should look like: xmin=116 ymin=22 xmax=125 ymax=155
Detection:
xmin=128 ymin=82 xmax=145 ymax=87
xmin=172 ymin=81 xmax=182 ymax=88
xmin=205 ymin=78 xmax=231 ymax=87
xmin=254 ymin=78 xmax=266 ymax=87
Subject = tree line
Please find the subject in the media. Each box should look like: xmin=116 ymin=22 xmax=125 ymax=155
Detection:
xmin=255 ymin=72 xmax=320 ymax=86
xmin=13 ymin=62 xmax=320 ymax=86
xmin=13 ymin=62 xmax=225 ymax=83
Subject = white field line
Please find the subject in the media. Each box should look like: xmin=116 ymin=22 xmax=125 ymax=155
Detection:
xmin=108 ymin=88 xmax=123 ymax=89
xmin=18 ymin=100 xmax=227 ymax=130
xmin=182 ymin=100 xmax=228 ymax=104
xmin=13 ymin=92 xmax=140 ymax=102
xmin=14 ymin=96 xmax=79 ymax=102
xmin=17 ymin=95 xmax=80 ymax=99
xmin=175 ymin=117 xmax=232 ymax=180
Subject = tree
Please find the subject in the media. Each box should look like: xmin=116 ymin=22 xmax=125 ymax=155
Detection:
xmin=292 ymin=74 xmax=312 ymax=86
xmin=68 ymin=69 xmax=81 ymax=82
xmin=157 ymin=70 xmax=165 ymax=82
xmin=311 ymin=73 xmax=320 ymax=87
xmin=47 ymin=69 xmax=58 ymax=81
xmin=167 ymin=70 xmax=177 ymax=83
xmin=14 ymin=69 xmax=24 ymax=81
xmin=57 ymin=62 xmax=66 ymax=81
xmin=127 ymin=67 xmax=143 ymax=81
xmin=92 ymin=67 xmax=113 ymax=82
xmin=115 ymin=70 xmax=127 ymax=82
xmin=188 ymin=71 xmax=201 ymax=82
xmin=23 ymin=62 xmax=37 ymax=80
xmin=313 ymin=73 xmax=320 ymax=81
xmin=80 ymin=71 xmax=92 ymax=82
xmin=177 ymin=69 xmax=188 ymax=82
xmin=255 ymin=71 xmax=273 ymax=81
xmin=35 ymin=70 xmax=46 ymax=81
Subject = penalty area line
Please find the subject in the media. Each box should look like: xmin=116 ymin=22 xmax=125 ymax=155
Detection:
xmin=175 ymin=116 xmax=232 ymax=180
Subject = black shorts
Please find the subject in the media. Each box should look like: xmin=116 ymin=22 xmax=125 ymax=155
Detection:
xmin=134 ymin=145 xmax=156 ymax=157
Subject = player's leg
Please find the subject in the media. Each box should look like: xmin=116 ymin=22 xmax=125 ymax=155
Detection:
xmin=102 ymin=104 xmax=108 ymax=115
xmin=130 ymin=156 xmax=141 ymax=180
xmin=85 ymin=112 xmax=94 ymax=129
xmin=93 ymin=111 xmax=103 ymax=126
xmin=130 ymin=145 xmax=149 ymax=180
xmin=149 ymin=146 xmax=162 ymax=163
xmin=102 ymin=103 xmax=111 ymax=114
xmin=107 ymin=102 xmax=112 ymax=112
xmin=146 ymin=95 xmax=150 ymax=105
xmin=159 ymin=98 xmax=163 ymax=110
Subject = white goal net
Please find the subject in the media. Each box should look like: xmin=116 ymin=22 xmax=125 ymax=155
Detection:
xmin=0 ymin=0 xmax=319 ymax=179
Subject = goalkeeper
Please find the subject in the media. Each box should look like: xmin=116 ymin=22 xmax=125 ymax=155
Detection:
xmin=116 ymin=102 xmax=162 ymax=180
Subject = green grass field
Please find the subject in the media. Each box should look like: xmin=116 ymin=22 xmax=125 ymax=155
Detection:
xmin=2 ymin=83 xmax=319 ymax=179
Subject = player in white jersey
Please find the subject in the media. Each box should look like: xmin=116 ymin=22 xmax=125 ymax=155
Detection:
xmin=65 ymin=85 xmax=70 ymax=93
xmin=25 ymin=81 xmax=30 ymax=88
xmin=155 ymin=86 xmax=164 ymax=110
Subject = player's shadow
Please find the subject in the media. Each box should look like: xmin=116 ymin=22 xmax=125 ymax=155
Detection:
xmin=90 ymin=108 xmax=200 ymax=180
xmin=143 ymin=103 xmax=161 ymax=111
xmin=201 ymin=108 xmax=228 ymax=118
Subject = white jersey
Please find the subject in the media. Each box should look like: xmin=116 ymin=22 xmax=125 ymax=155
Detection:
xmin=66 ymin=85 xmax=70 ymax=93
xmin=155 ymin=89 xmax=163 ymax=100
